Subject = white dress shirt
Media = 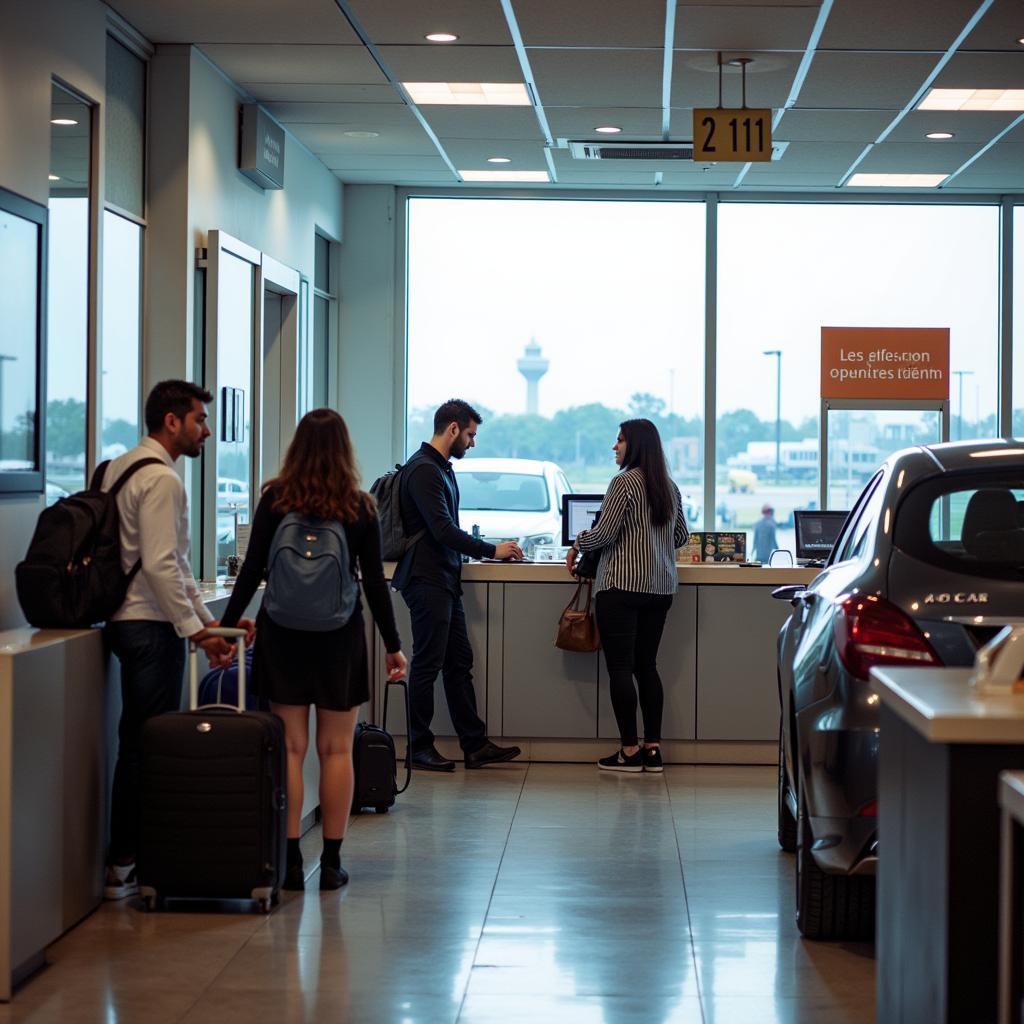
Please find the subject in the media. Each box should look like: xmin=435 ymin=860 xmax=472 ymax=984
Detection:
xmin=103 ymin=436 xmax=214 ymax=638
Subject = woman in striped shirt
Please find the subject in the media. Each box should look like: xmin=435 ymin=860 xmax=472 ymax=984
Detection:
xmin=567 ymin=418 xmax=689 ymax=773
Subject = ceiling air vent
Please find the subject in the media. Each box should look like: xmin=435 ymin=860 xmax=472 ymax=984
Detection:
xmin=568 ymin=140 xmax=694 ymax=161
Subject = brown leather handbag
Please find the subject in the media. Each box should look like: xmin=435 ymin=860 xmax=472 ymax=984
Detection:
xmin=555 ymin=579 xmax=600 ymax=652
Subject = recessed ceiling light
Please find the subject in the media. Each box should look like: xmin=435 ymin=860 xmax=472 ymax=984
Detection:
xmin=925 ymin=131 xmax=955 ymax=140
xmin=459 ymin=170 xmax=549 ymax=182
xmin=1017 ymin=36 xmax=1024 ymax=45
xmin=594 ymin=125 xmax=621 ymax=134
xmin=917 ymin=87 xmax=1024 ymax=111
xmin=487 ymin=156 xmax=511 ymax=163
xmin=48 ymin=174 xmax=60 ymax=181
xmin=343 ymin=130 xmax=380 ymax=139
xmin=425 ymin=32 xmax=458 ymax=43
xmin=403 ymin=82 xmax=530 ymax=106
xmin=50 ymin=118 xmax=78 ymax=126
xmin=846 ymin=173 xmax=948 ymax=188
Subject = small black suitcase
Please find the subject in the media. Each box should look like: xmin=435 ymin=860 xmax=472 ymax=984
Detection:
xmin=137 ymin=628 xmax=286 ymax=912
xmin=352 ymin=678 xmax=411 ymax=814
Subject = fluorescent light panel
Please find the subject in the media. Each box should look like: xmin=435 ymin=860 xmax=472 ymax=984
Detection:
xmin=917 ymin=88 xmax=1024 ymax=111
xmin=459 ymin=170 xmax=549 ymax=182
xmin=846 ymin=173 xmax=948 ymax=188
xmin=403 ymin=82 xmax=530 ymax=106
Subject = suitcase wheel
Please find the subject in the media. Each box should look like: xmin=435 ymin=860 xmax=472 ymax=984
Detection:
xmin=141 ymin=893 xmax=160 ymax=912
xmin=376 ymin=805 xmax=390 ymax=814
xmin=258 ymin=897 xmax=273 ymax=914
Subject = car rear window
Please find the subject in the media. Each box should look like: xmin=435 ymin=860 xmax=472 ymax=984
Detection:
xmin=894 ymin=471 xmax=1024 ymax=580
xmin=457 ymin=472 xmax=549 ymax=512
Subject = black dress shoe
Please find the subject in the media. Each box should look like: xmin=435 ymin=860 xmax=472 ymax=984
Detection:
xmin=411 ymin=746 xmax=456 ymax=772
xmin=319 ymin=863 xmax=349 ymax=890
xmin=465 ymin=740 xmax=521 ymax=769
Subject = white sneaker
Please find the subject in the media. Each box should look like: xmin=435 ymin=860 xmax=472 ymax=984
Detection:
xmin=104 ymin=862 xmax=139 ymax=900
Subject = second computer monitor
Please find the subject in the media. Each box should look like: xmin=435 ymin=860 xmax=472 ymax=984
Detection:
xmin=793 ymin=509 xmax=849 ymax=562
xmin=561 ymin=494 xmax=604 ymax=546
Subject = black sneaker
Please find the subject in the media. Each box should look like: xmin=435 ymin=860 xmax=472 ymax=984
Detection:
xmin=598 ymin=748 xmax=643 ymax=773
xmin=320 ymin=863 xmax=349 ymax=890
xmin=103 ymin=862 xmax=139 ymax=900
xmin=283 ymin=864 xmax=305 ymax=891
xmin=642 ymin=746 xmax=664 ymax=773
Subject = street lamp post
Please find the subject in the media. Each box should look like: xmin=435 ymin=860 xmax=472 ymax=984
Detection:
xmin=763 ymin=349 xmax=782 ymax=485
xmin=952 ymin=369 xmax=974 ymax=441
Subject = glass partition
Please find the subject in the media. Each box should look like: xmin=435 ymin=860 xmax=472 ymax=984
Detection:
xmin=406 ymin=197 xmax=706 ymax=556
xmin=1014 ymin=206 xmax=1023 ymax=434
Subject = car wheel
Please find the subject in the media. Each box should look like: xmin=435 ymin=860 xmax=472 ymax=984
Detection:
xmin=777 ymin=723 xmax=797 ymax=853
xmin=795 ymin=781 xmax=875 ymax=940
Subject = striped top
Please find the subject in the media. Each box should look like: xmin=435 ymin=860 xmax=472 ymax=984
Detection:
xmin=576 ymin=468 xmax=689 ymax=596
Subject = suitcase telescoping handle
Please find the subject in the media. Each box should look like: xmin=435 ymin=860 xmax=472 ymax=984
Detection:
xmin=189 ymin=626 xmax=248 ymax=713
xmin=381 ymin=677 xmax=412 ymax=794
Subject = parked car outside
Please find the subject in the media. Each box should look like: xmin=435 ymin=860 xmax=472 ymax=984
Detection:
xmin=774 ymin=439 xmax=1024 ymax=940
xmin=453 ymin=457 xmax=570 ymax=560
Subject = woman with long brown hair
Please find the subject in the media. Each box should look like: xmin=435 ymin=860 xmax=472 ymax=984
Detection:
xmin=220 ymin=409 xmax=406 ymax=890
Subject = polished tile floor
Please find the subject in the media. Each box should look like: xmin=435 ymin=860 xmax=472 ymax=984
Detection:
xmin=2 ymin=764 xmax=875 ymax=1023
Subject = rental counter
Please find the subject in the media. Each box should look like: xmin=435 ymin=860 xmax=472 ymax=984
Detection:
xmin=376 ymin=562 xmax=817 ymax=764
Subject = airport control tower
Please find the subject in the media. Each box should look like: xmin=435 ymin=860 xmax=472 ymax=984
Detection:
xmin=516 ymin=338 xmax=549 ymax=415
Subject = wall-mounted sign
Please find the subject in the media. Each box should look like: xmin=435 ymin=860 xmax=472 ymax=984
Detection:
xmin=821 ymin=327 xmax=950 ymax=400
xmin=692 ymin=108 xmax=772 ymax=162
xmin=239 ymin=104 xmax=285 ymax=190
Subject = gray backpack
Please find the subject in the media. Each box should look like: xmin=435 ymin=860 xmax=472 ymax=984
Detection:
xmin=263 ymin=513 xmax=358 ymax=631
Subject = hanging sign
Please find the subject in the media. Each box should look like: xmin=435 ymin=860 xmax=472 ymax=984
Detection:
xmin=692 ymin=108 xmax=772 ymax=162
xmin=821 ymin=327 xmax=950 ymax=400
xmin=239 ymin=104 xmax=285 ymax=190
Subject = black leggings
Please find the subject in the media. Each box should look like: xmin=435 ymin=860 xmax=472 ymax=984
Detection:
xmin=595 ymin=588 xmax=673 ymax=747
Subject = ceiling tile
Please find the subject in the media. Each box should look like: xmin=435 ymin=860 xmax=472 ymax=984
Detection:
xmin=377 ymin=44 xmax=523 ymax=82
xmin=516 ymin=0 xmax=666 ymax=47
xmin=547 ymin=106 xmax=665 ymax=139
xmin=199 ymin=44 xmax=386 ymax=85
xmin=854 ymin=141 xmax=973 ymax=174
xmin=323 ymin=154 xmax=451 ymax=172
xmin=441 ymin=139 xmax=551 ymax=167
xmin=346 ymin=0 xmax=512 ymax=46
xmin=530 ymin=50 xmax=663 ymax=107
xmin=336 ymin=169 xmax=459 ymax=183
xmin=739 ymin=169 xmax=843 ymax=187
xmin=798 ymin=52 xmax=940 ymax=109
xmin=421 ymin=106 xmax=545 ymax=140
xmin=818 ymin=0 xmax=975 ymax=51
xmin=945 ymin=141 xmax=1024 ymax=177
xmin=264 ymin=102 xmax=419 ymax=127
xmin=108 ymin=0 xmax=361 ymax=44
xmin=886 ymin=110 xmax=1020 ymax=144
xmin=244 ymin=83 xmax=402 ymax=103
xmin=675 ymin=5 xmax=819 ymax=51
xmin=761 ymin=140 xmax=867 ymax=172
xmin=932 ymin=50 xmax=1024 ymax=89
xmin=961 ymin=0 xmax=1024 ymax=52
xmin=773 ymin=109 xmax=895 ymax=142
xmin=671 ymin=52 xmax=799 ymax=109
xmin=288 ymin=122 xmax=438 ymax=156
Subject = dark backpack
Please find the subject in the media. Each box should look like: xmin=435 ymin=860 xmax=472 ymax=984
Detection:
xmin=15 ymin=457 xmax=163 ymax=628
xmin=369 ymin=462 xmax=426 ymax=561
xmin=262 ymin=513 xmax=358 ymax=631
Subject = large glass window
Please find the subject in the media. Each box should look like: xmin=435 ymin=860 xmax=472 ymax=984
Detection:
xmin=717 ymin=202 xmax=999 ymax=555
xmin=406 ymin=197 xmax=706 ymax=557
xmin=47 ymin=83 xmax=92 ymax=502
xmin=1014 ymin=206 xmax=1023 ymax=434
xmin=101 ymin=211 xmax=141 ymax=456
xmin=313 ymin=232 xmax=333 ymax=408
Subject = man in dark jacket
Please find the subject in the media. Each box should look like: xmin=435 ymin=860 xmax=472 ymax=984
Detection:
xmin=393 ymin=399 xmax=522 ymax=772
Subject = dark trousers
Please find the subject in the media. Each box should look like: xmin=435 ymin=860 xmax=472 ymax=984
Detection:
xmin=595 ymin=588 xmax=673 ymax=747
xmin=402 ymin=582 xmax=486 ymax=755
xmin=105 ymin=620 xmax=186 ymax=861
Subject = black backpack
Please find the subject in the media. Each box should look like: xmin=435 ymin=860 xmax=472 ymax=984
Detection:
xmin=15 ymin=457 xmax=162 ymax=628
xmin=369 ymin=462 xmax=426 ymax=561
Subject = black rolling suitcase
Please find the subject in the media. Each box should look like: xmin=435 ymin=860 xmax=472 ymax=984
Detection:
xmin=137 ymin=628 xmax=286 ymax=912
xmin=351 ymin=678 xmax=412 ymax=814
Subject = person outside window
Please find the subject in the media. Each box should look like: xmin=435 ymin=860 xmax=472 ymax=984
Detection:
xmin=566 ymin=418 xmax=689 ymax=773
xmin=103 ymin=380 xmax=243 ymax=899
xmin=392 ymin=399 xmax=522 ymax=772
xmin=220 ymin=409 xmax=407 ymax=890
xmin=752 ymin=503 xmax=779 ymax=563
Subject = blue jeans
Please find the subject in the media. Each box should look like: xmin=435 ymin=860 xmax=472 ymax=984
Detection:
xmin=105 ymin=620 xmax=185 ymax=861
xmin=402 ymin=583 xmax=486 ymax=755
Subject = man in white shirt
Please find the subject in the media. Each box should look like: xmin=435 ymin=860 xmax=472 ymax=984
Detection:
xmin=103 ymin=380 xmax=248 ymax=899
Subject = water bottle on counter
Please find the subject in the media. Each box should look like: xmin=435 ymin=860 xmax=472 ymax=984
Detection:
xmin=464 ymin=523 xmax=481 ymax=562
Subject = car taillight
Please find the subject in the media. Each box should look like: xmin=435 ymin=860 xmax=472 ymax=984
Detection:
xmin=857 ymin=800 xmax=878 ymax=818
xmin=833 ymin=594 xmax=939 ymax=679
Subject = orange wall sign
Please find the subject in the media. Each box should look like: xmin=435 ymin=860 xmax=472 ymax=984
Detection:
xmin=820 ymin=327 xmax=950 ymax=400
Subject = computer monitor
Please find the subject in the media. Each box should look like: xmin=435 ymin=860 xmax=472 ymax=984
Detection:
xmin=561 ymin=494 xmax=604 ymax=546
xmin=793 ymin=510 xmax=849 ymax=562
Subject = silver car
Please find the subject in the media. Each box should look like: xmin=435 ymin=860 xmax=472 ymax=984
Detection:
xmin=773 ymin=439 xmax=1024 ymax=940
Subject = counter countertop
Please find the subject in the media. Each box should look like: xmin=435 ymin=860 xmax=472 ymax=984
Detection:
xmin=383 ymin=562 xmax=819 ymax=585
xmin=870 ymin=666 xmax=1024 ymax=744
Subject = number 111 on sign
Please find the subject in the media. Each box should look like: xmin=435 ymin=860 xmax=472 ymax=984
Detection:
xmin=692 ymin=108 xmax=773 ymax=162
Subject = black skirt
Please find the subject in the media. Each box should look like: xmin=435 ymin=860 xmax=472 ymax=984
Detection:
xmin=250 ymin=605 xmax=370 ymax=711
